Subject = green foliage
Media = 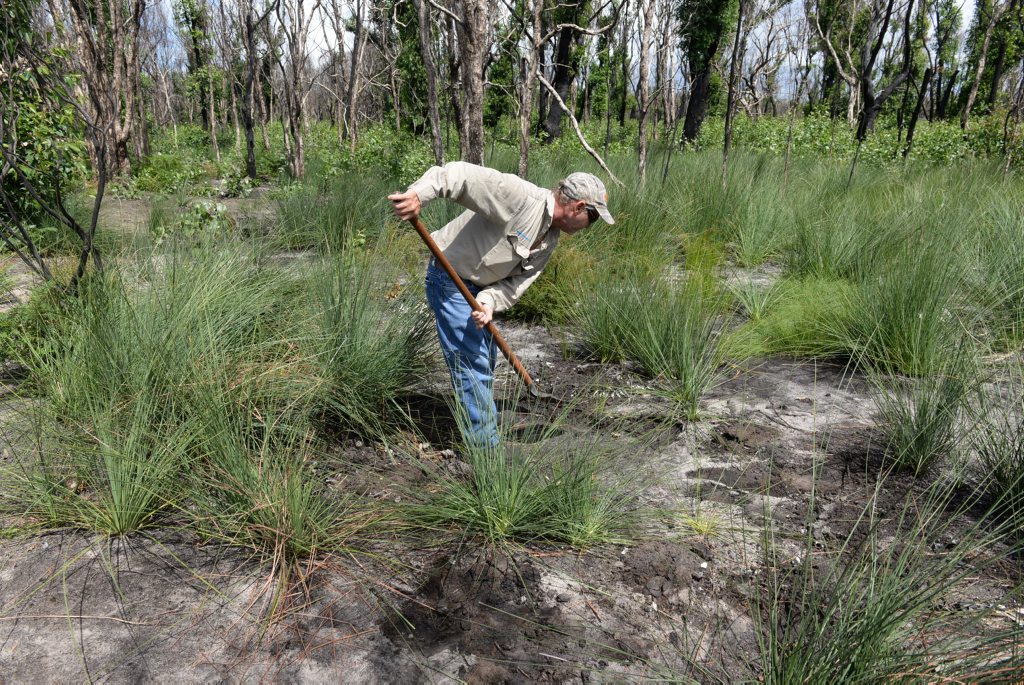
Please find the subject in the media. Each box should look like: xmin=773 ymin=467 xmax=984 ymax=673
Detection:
xmin=128 ymin=139 xmax=216 ymax=195
xmin=221 ymin=165 xmax=256 ymax=198
xmin=151 ymin=200 xmax=235 ymax=246
xmin=506 ymin=241 xmax=596 ymax=324
xmin=307 ymin=124 xmax=434 ymax=188
xmin=302 ymin=244 xmax=432 ymax=435
xmin=0 ymin=280 xmax=64 ymax=365
xmin=694 ymin=111 xmax=1024 ymax=166
xmin=753 ymin=474 xmax=1019 ymax=683
xmin=405 ymin=421 xmax=639 ymax=549
xmin=1 ymin=3 xmax=88 ymax=226
xmin=677 ymin=0 xmax=737 ymax=73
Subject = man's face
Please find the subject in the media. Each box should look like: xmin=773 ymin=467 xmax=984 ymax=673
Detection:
xmin=559 ymin=200 xmax=597 ymax=235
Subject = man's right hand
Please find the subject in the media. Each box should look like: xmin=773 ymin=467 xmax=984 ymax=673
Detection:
xmin=388 ymin=189 xmax=421 ymax=221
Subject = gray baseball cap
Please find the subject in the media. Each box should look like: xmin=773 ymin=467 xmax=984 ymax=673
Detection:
xmin=559 ymin=173 xmax=615 ymax=224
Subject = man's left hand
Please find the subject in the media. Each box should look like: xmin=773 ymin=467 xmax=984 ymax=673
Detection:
xmin=471 ymin=304 xmax=493 ymax=329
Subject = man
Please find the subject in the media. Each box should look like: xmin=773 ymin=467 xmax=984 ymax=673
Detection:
xmin=388 ymin=162 xmax=614 ymax=449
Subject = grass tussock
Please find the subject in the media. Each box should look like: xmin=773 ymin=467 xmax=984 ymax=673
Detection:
xmin=872 ymin=349 xmax=975 ymax=476
xmin=303 ymin=245 xmax=432 ymax=435
xmin=972 ymin=364 xmax=1024 ymax=537
xmin=404 ymin=403 xmax=642 ymax=550
xmin=577 ymin=259 xmax=728 ymax=420
xmin=2 ymin=237 xmax=428 ymax=540
xmin=752 ymin=475 xmax=1021 ymax=683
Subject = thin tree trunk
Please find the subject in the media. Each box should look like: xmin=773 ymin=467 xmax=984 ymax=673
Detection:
xmin=456 ymin=0 xmax=489 ymax=164
xmin=962 ymin=0 xmax=1009 ymax=130
xmin=618 ymin=1 xmax=630 ymax=128
xmin=208 ymin=61 xmax=221 ymax=163
xmin=517 ymin=0 xmax=542 ymax=176
xmin=903 ymin=67 xmax=932 ymax=159
xmin=346 ymin=0 xmax=368 ymax=151
xmin=415 ymin=0 xmax=444 ymax=165
xmin=722 ymin=0 xmax=746 ymax=184
xmin=541 ymin=6 xmax=580 ymax=141
xmin=637 ymin=0 xmax=655 ymax=183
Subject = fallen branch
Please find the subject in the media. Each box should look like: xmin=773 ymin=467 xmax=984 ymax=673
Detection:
xmin=537 ymin=73 xmax=624 ymax=188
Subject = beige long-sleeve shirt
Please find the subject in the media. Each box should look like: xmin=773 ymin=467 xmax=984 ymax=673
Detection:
xmin=408 ymin=162 xmax=559 ymax=312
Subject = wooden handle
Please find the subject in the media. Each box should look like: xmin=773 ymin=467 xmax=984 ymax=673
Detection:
xmin=408 ymin=216 xmax=537 ymax=390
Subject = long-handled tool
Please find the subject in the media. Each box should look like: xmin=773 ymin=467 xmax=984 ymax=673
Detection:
xmin=409 ymin=216 xmax=551 ymax=399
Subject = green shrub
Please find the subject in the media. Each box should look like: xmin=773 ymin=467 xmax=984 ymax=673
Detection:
xmin=151 ymin=200 xmax=235 ymax=246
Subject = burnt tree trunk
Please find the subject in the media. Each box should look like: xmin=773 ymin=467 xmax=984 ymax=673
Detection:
xmin=962 ymin=0 xmax=1009 ymax=130
xmin=68 ymin=0 xmax=146 ymax=178
xmin=415 ymin=0 xmax=444 ymax=165
xmin=541 ymin=6 xmax=580 ymax=142
xmin=682 ymin=38 xmax=721 ymax=143
xmin=518 ymin=0 xmax=543 ymax=176
xmin=903 ymin=67 xmax=932 ymax=159
xmin=636 ymin=0 xmax=655 ymax=181
xmin=456 ymin=0 xmax=489 ymax=164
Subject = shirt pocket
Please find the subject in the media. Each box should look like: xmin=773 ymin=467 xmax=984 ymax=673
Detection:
xmin=477 ymin=234 xmax=529 ymax=278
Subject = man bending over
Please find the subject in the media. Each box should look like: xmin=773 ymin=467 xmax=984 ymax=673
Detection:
xmin=389 ymin=162 xmax=614 ymax=448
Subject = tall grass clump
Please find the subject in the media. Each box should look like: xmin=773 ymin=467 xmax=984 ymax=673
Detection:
xmin=187 ymin=391 xmax=369 ymax=562
xmin=302 ymin=242 xmax=432 ymax=435
xmin=274 ymin=170 xmax=393 ymax=251
xmin=405 ymin=409 xmax=640 ymax=549
xmin=3 ymin=245 xmax=300 ymax=535
xmin=841 ymin=241 xmax=969 ymax=378
xmin=972 ymin=201 xmax=1024 ymax=348
xmin=872 ymin=348 xmax=975 ymax=476
xmin=723 ymin=276 xmax=856 ymax=361
xmin=697 ymin=153 xmax=802 ymax=266
xmin=577 ymin=258 xmax=730 ymax=419
xmin=752 ymin=475 xmax=1022 ymax=683
xmin=783 ymin=171 xmax=894 ymax=281
xmin=971 ymin=366 xmax=1024 ymax=536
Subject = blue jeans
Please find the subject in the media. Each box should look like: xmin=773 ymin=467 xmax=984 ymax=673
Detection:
xmin=425 ymin=259 xmax=499 ymax=448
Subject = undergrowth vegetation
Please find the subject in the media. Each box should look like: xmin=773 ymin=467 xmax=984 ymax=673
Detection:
xmin=1 ymin=135 xmax=1023 ymax=679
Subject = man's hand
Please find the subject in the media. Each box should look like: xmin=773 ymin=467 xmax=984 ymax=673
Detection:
xmin=471 ymin=304 xmax=493 ymax=329
xmin=388 ymin=189 xmax=421 ymax=220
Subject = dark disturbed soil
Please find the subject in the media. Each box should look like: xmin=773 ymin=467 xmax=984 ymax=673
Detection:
xmin=2 ymin=318 xmax=1023 ymax=682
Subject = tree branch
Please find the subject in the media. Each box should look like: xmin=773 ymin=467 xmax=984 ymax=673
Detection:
xmin=537 ymin=73 xmax=623 ymax=187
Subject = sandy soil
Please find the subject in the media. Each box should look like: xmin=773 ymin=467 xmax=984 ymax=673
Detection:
xmin=1 ymin=317 xmax=1022 ymax=682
